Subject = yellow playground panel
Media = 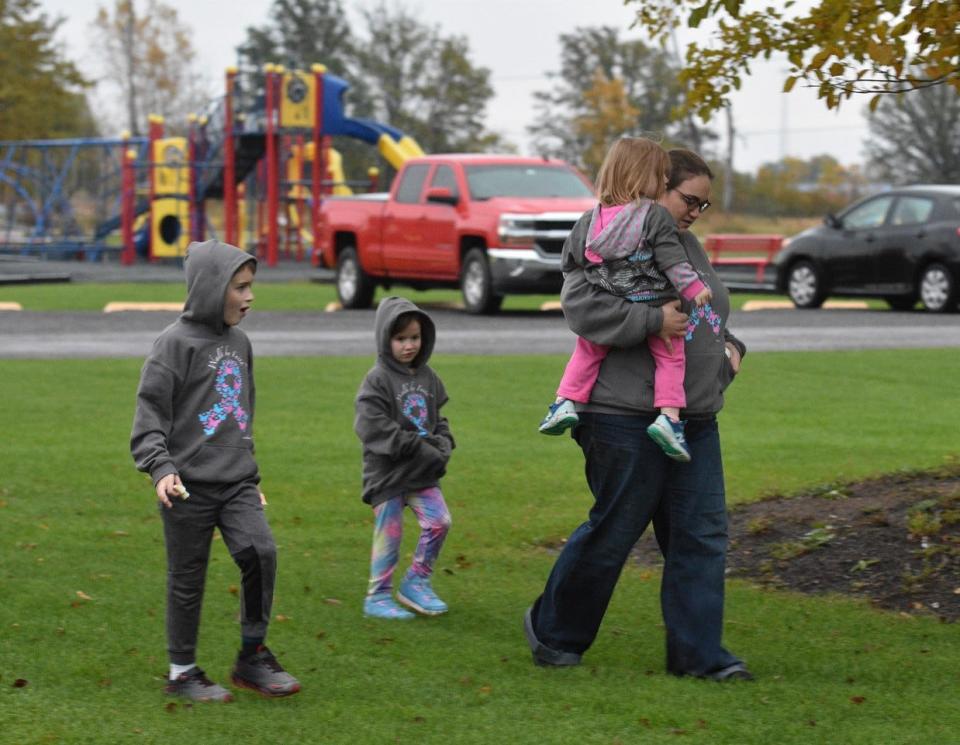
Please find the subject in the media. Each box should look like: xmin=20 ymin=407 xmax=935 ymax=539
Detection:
xmin=280 ymin=71 xmax=316 ymax=129
xmin=151 ymin=137 xmax=190 ymax=257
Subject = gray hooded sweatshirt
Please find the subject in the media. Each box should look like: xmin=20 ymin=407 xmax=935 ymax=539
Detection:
xmin=354 ymin=297 xmax=455 ymax=506
xmin=131 ymin=240 xmax=259 ymax=486
xmin=561 ymin=211 xmax=746 ymax=417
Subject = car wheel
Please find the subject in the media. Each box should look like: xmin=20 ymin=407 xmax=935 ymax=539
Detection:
xmin=460 ymin=248 xmax=504 ymax=314
xmin=918 ymin=262 xmax=957 ymax=313
xmin=884 ymin=296 xmax=916 ymax=311
xmin=787 ymin=260 xmax=825 ymax=309
xmin=336 ymin=246 xmax=375 ymax=309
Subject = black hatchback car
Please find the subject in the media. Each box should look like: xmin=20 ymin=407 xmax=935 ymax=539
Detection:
xmin=773 ymin=185 xmax=960 ymax=312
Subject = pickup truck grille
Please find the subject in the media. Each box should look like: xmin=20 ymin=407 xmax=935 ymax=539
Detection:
xmin=499 ymin=211 xmax=583 ymax=256
xmin=535 ymin=238 xmax=567 ymax=255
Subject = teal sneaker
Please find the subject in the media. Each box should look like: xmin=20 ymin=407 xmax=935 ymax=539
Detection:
xmin=538 ymin=398 xmax=579 ymax=435
xmin=397 ymin=576 xmax=448 ymax=616
xmin=364 ymin=592 xmax=415 ymax=620
xmin=647 ymin=414 xmax=691 ymax=462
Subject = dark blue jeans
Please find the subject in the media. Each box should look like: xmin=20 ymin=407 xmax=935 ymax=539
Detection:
xmin=530 ymin=412 xmax=741 ymax=676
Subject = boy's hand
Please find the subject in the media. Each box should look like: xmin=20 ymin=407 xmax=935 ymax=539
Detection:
xmin=155 ymin=473 xmax=187 ymax=509
xmin=694 ymin=287 xmax=713 ymax=307
xmin=259 ymin=491 xmax=268 ymax=507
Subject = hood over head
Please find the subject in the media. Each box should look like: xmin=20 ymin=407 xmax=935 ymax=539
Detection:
xmin=181 ymin=240 xmax=257 ymax=333
xmin=374 ymin=296 xmax=436 ymax=372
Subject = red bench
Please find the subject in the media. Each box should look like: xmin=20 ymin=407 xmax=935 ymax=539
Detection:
xmin=703 ymin=234 xmax=783 ymax=283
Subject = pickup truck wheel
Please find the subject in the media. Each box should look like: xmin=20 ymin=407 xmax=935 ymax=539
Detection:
xmin=461 ymin=249 xmax=503 ymax=314
xmin=336 ymin=247 xmax=375 ymax=309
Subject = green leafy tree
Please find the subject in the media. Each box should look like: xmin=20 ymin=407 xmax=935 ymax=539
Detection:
xmin=630 ymin=0 xmax=960 ymax=119
xmin=357 ymin=2 xmax=499 ymax=153
xmin=0 ymin=0 xmax=94 ymax=140
xmin=355 ymin=1 xmax=499 ymax=154
xmin=529 ymin=26 xmax=713 ymax=171
xmin=865 ymin=81 xmax=960 ymax=184
xmin=90 ymin=0 xmax=210 ymax=135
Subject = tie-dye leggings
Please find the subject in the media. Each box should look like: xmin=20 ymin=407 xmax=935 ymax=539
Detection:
xmin=368 ymin=486 xmax=452 ymax=597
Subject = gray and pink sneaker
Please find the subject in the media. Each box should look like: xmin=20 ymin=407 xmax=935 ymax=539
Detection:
xmin=230 ymin=646 xmax=301 ymax=697
xmin=165 ymin=666 xmax=234 ymax=702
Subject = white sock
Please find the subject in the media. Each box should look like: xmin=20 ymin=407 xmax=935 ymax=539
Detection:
xmin=169 ymin=662 xmax=195 ymax=681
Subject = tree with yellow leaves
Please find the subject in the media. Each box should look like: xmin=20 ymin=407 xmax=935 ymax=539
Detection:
xmin=575 ymin=72 xmax=642 ymax=177
xmin=629 ymin=0 xmax=960 ymax=119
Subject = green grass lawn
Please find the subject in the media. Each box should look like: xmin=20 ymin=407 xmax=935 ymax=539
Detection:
xmin=2 ymin=352 xmax=959 ymax=744
xmin=0 ymin=281 xmax=889 ymax=312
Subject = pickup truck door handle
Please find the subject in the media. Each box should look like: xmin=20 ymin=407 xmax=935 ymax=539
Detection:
xmin=864 ymin=234 xmax=876 ymax=243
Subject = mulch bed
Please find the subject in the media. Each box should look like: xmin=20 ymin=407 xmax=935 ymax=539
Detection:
xmin=632 ymin=464 xmax=960 ymax=621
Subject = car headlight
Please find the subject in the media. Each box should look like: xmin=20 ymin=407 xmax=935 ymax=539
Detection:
xmin=498 ymin=215 xmax=536 ymax=246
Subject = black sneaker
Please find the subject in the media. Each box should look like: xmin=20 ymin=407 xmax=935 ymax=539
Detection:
xmin=230 ymin=645 xmax=301 ymax=697
xmin=165 ymin=666 xmax=234 ymax=702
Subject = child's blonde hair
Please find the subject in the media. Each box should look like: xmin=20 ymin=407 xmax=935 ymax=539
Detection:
xmin=595 ymin=137 xmax=670 ymax=207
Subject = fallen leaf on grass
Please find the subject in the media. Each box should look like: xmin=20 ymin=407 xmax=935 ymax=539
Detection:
xmin=850 ymin=696 xmax=866 ymax=704
xmin=112 ymin=531 xmax=129 ymax=537
xmin=323 ymin=598 xmax=342 ymax=606
xmin=13 ymin=678 xmax=28 ymax=688
xmin=76 ymin=591 xmax=92 ymax=601
xmin=478 ymin=685 xmax=492 ymax=695
xmin=165 ymin=702 xmax=177 ymax=713
xmin=274 ymin=614 xmax=290 ymax=622
xmin=227 ymin=585 xmax=238 ymax=595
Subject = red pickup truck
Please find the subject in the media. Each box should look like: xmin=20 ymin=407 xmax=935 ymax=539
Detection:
xmin=315 ymin=155 xmax=596 ymax=313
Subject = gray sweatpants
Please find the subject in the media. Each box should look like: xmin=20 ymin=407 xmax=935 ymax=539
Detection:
xmin=160 ymin=479 xmax=276 ymax=665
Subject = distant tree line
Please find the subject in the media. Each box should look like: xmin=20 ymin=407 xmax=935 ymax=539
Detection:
xmin=3 ymin=0 xmax=957 ymax=204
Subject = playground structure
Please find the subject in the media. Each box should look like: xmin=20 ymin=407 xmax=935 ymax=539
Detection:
xmin=0 ymin=65 xmax=425 ymax=267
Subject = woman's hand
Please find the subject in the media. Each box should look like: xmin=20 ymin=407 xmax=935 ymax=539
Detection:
xmin=657 ymin=300 xmax=689 ymax=354
xmin=725 ymin=342 xmax=742 ymax=373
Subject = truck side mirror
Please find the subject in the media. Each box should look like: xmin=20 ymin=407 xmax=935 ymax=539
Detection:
xmin=425 ymin=187 xmax=458 ymax=206
xmin=824 ymin=213 xmax=842 ymax=229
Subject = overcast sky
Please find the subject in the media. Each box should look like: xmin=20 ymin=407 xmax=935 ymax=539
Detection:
xmin=38 ymin=0 xmax=870 ymax=173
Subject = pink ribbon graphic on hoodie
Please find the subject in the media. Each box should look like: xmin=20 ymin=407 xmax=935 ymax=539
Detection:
xmin=402 ymin=392 xmax=429 ymax=436
xmin=198 ymin=358 xmax=249 ymax=436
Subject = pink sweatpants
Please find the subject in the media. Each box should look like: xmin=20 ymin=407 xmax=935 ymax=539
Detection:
xmin=556 ymin=334 xmax=686 ymax=409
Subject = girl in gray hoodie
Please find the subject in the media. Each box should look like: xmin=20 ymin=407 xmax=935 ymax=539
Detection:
xmin=354 ymin=297 xmax=455 ymax=619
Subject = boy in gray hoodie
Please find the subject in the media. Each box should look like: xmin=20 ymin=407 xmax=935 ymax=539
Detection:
xmin=131 ymin=240 xmax=299 ymax=702
xmin=354 ymin=297 xmax=455 ymax=619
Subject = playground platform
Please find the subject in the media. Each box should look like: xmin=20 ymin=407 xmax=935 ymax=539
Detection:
xmin=0 ymin=254 xmax=333 ymax=285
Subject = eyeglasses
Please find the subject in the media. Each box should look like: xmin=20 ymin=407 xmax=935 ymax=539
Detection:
xmin=674 ymin=189 xmax=711 ymax=213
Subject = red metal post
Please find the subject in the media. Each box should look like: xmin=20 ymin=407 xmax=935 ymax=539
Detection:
xmin=186 ymin=113 xmax=198 ymax=244
xmin=147 ymin=114 xmax=165 ymax=261
xmin=265 ymin=64 xmax=279 ymax=267
xmin=120 ymin=139 xmax=135 ymax=265
xmin=311 ymin=64 xmax=326 ymax=259
xmin=224 ymin=67 xmax=237 ymax=246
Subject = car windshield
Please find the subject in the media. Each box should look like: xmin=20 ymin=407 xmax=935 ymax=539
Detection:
xmin=464 ymin=165 xmax=594 ymax=200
